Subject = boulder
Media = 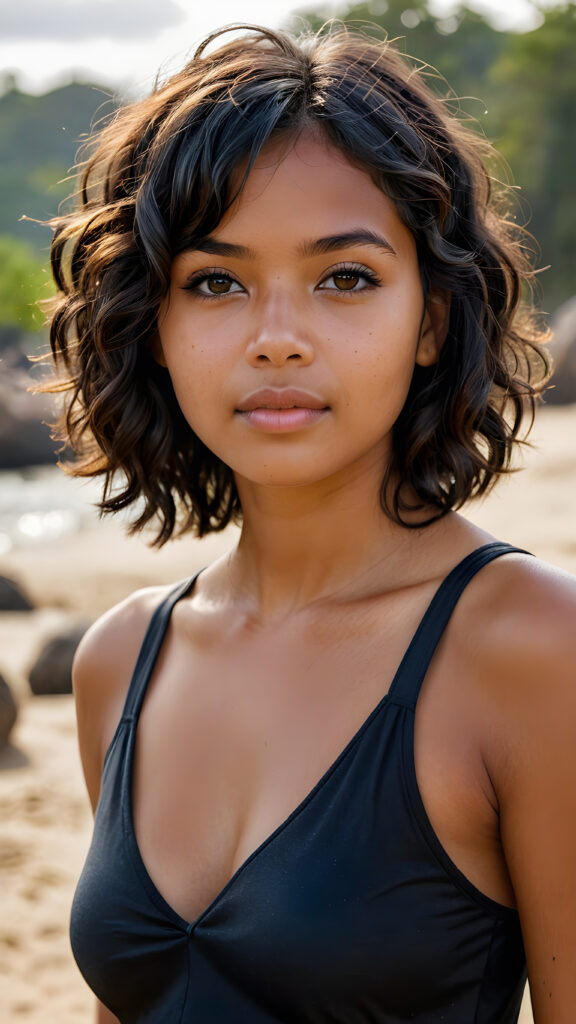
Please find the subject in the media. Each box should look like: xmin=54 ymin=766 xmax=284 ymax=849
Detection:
xmin=0 ymin=673 xmax=18 ymax=746
xmin=28 ymin=624 xmax=88 ymax=695
xmin=0 ymin=575 xmax=35 ymax=612
xmin=548 ymin=296 xmax=576 ymax=405
xmin=0 ymin=364 xmax=58 ymax=469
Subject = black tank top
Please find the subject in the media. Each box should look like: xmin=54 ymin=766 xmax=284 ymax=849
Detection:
xmin=70 ymin=542 xmax=528 ymax=1023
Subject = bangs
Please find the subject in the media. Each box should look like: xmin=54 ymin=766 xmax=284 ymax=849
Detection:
xmin=134 ymin=59 xmax=313 ymax=278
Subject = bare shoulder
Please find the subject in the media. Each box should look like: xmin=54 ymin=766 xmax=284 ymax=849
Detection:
xmin=463 ymin=551 xmax=576 ymax=700
xmin=457 ymin=548 xmax=576 ymax=810
xmin=73 ymin=582 xmax=177 ymax=811
xmin=73 ymin=583 xmax=174 ymax=693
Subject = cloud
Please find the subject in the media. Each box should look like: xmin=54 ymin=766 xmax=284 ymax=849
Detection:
xmin=0 ymin=0 xmax=186 ymax=42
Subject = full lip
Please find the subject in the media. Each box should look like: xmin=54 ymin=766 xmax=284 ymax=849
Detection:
xmin=236 ymin=388 xmax=329 ymax=412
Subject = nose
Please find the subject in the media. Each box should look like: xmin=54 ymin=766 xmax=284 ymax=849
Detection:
xmin=245 ymin=288 xmax=314 ymax=367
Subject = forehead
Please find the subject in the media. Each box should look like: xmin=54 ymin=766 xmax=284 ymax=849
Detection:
xmin=216 ymin=132 xmax=417 ymax=258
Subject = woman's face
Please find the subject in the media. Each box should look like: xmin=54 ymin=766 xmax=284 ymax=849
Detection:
xmin=156 ymin=132 xmax=446 ymax=494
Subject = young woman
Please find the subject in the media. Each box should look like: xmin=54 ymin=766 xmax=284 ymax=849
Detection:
xmin=48 ymin=24 xmax=576 ymax=1024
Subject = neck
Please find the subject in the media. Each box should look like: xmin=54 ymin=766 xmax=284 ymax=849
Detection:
xmin=227 ymin=462 xmax=437 ymax=619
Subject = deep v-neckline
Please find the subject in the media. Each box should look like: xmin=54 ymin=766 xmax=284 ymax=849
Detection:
xmin=122 ymin=542 xmax=524 ymax=932
xmin=124 ymin=662 xmax=396 ymax=933
xmin=123 ymin=574 xmax=404 ymax=933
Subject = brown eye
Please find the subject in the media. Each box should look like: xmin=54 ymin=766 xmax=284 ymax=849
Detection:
xmin=183 ymin=272 xmax=244 ymax=297
xmin=332 ymin=272 xmax=360 ymax=291
xmin=206 ymin=275 xmax=234 ymax=294
xmin=318 ymin=266 xmax=380 ymax=294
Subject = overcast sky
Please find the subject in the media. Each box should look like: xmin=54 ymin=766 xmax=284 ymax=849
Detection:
xmin=0 ymin=0 xmax=564 ymax=96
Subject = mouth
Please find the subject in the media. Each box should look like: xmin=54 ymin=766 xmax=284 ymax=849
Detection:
xmin=236 ymin=388 xmax=328 ymax=412
xmin=235 ymin=389 xmax=329 ymax=433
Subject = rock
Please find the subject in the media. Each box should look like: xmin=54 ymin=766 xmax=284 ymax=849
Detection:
xmin=28 ymin=624 xmax=88 ymax=695
xmin=548 ymin=296 xmax=576 ymax=405
xmin=0 ymin=673 xmax=18 ymax=746
xmin=0 ymin=575 xmax=35 ymax=611
xmin=0 ymin=364 xmax=58 ymax=469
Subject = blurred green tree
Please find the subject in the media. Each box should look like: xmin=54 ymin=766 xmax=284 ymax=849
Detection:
xmin=487 ymin=4 xmax=576 ymax=312
xmin=0 ymin=235 xmax=53 ymax=332
xmin=0 ymin=80 xmax=116 ymax=245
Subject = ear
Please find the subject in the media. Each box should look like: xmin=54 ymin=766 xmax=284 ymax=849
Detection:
xmin=148 ymin=332 xmax=168 ymax=368
xmin=415 ymin=289 xmax=451 ymax=368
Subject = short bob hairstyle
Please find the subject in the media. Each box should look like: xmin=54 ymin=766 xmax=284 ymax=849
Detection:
xmin=48 ymin=23 xmax=550 ymax=544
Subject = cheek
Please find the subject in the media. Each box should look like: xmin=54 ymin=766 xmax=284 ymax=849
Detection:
xmin=340 ymin=332 xmax=421 ymax=433
xmin=159 ymin=311 xmax=215 ymax=403
xmin=167 ymin=351 xmax=217 ymax=428
xmin=162 ymin=348 xmax=239 ymax=462
xmin=345 ymin=316 xmax=420 ymax=390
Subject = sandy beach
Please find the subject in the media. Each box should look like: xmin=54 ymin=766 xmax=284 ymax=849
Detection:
xmin=1 ymin=403 xmax=575 ymax=1023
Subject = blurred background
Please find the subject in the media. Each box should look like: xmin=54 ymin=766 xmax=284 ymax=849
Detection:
xmin=0 ymin=2 xmax=575 ymax=1021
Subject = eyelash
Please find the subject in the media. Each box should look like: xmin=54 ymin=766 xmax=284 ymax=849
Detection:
xmin=180 ymin=262 xmax=382 ymax=300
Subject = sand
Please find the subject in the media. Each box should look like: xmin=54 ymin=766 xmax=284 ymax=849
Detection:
xmin=1 ymin=403 xmax=575 ymax=1023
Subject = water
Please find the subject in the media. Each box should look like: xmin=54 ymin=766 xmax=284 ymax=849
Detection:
xmin=0 ymin=465 xmax=102 ymax=553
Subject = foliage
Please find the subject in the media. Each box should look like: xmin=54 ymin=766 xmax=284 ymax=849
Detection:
xmin=0 ymin=80 xmax=117 ymax=345
xmin=0 ymin=234 xmax=54 ymax=332
xmin=487 ymin=5 xmax=576 ymax=313
xmin=0 ymin=80 xmax=117 ymax=245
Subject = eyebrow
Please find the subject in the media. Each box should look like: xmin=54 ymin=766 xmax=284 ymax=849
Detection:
xmin=178 ymin=229 xmax=397 ymax=259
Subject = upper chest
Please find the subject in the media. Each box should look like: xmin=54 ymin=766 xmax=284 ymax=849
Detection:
xmin=128 ymin=586 xmax=517 ymax=923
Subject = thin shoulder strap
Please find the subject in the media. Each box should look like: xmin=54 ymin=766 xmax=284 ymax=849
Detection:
xmin=387 ymin=542 xmax=531 ymax=710
xmin=122 ymin=571 xmax=203 ymax=720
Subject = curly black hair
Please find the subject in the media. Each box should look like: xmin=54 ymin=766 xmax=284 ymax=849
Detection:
xmin=46 ymin=23 xmax=550 ymax=544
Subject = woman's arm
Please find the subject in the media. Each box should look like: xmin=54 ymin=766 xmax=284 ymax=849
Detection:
xmin=480 ymin=565 xmax=576 ymax=1023
xmin=97 ymin=1001 xmax=121 ymax=1023
xmin=73 ymin=587 xmax=171 ymax=1024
